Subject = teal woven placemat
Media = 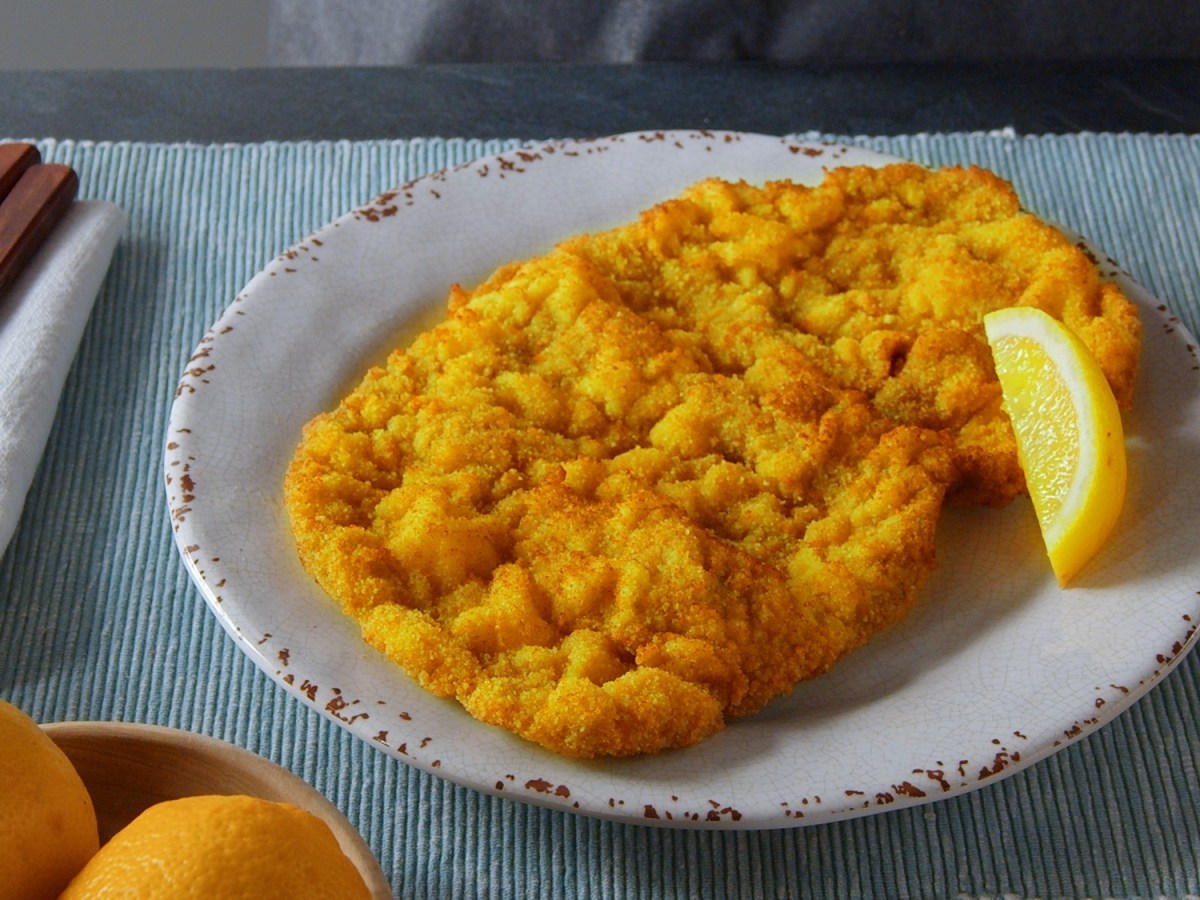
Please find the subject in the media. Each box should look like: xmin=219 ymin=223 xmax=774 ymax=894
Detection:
xmin=1 ymin=132 xmax=1198 ymax=898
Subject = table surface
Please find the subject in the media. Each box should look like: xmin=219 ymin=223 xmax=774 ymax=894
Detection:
xmin=3 ymin=63 xmax=1200 ymax=900
xmin=3 ymin=61 xmax=1200 ymax=142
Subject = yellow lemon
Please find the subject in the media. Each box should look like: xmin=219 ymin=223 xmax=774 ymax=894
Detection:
xmin=984 ymin=306 xmax=1128 ymax=585
xmin=0 ymin=698 xmax=99 ymax=899
xmin=59 ymin=793 xmax=373 ymax=899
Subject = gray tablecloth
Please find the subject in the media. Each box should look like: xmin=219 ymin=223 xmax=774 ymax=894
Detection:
xmin=1 ymin=131 xmax=1198 ymax=898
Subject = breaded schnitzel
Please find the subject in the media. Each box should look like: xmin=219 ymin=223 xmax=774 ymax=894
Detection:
xmin=565 ymin=163 xmax=1140 ymax=505
xmin=284 ymin=163 xmax=1140 ymax=758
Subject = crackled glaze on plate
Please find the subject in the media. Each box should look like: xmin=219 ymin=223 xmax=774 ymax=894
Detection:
xmin=165 ymin=131 xmax=1200 ymax=828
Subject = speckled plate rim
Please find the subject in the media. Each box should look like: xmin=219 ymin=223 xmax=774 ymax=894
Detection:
xmin=165 ymin=130 xmax=1200 ymax=829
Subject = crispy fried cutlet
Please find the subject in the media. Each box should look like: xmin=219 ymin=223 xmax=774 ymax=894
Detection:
xmin=284 ymin=163 xmax=1140 ymax=758
xmin=565 ymin=163 xmax=1141 ymax=505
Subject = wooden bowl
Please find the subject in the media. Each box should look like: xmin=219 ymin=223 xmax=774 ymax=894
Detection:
xmin=44 ymin=721 xmax=392 ymax=899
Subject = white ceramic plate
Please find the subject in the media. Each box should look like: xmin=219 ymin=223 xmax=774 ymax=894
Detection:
xmin=166 ymin=131 xmax=1200 ymax=829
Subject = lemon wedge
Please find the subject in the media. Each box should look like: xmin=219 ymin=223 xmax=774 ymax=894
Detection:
xmin=984 ymin=306 xmax=1127 ymax=585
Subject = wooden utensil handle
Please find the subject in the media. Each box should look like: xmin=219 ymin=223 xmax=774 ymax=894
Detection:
xmin=0 ymin=142 xmax=40 ymax=202
xmin=0 ymin=162 xmax=79 ymax=295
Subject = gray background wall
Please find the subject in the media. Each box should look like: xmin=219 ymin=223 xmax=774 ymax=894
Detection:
xmin=2 ymin=1 xmax=1195 ymax=70
xmin=0 ymin=0 xmax=270 ymax=69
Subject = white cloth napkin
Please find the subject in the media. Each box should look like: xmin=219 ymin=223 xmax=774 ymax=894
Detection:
xmin=0 ymin=199 xmax=126 ymax=560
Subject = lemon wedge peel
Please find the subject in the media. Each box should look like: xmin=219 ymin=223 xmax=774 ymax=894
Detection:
xmin=984 ymin=306 xmax=1127 ymax=586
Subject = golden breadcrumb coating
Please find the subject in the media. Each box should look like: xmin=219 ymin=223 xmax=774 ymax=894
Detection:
xmin=563 ymin=163 xmax=1140 ymax=505
xmin=284 ymin=163 xmax=1140 ymax=758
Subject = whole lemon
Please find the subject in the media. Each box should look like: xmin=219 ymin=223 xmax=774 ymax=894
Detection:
xmin=58 ymin=793 xmax=373 ymax=899
xmin=0 ymin=698 xmax=100 ymax=899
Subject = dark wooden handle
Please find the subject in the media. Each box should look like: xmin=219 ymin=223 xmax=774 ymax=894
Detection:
xmin=0 ymin=158 xmax=79 ymax=295
xmin=0 ymin=142 xmax=40 ymax=202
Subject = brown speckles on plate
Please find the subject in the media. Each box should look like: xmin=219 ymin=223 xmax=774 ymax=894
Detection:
xmin=173 ymin=335 xmax=220 ymax=398
xmin=977 ymin=746 xmax=1021 ymax=780
xmin=892 ymin=781 xmax=928 ymax=799
xmin=353 ymin=199 xmax=398 ymax=222
xmin=615 ymin=796 xmax=747 ymax=824
xmin=177 ymin=473 xmax=196 ymax=502
xmin=325 ymin=688 xmax=369 ymax=726
xmin=524 ymin=778 xmax=571 ymax=799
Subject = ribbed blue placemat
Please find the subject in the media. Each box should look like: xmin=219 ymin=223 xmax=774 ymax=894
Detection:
xmin=1 ymin=132 xmax=1198 ymax=899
